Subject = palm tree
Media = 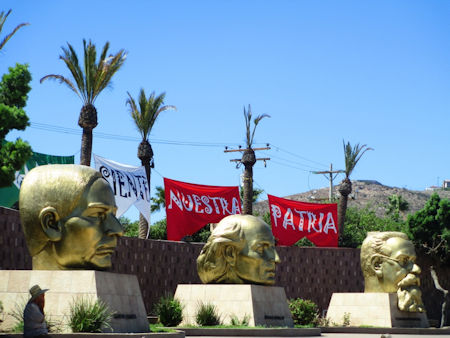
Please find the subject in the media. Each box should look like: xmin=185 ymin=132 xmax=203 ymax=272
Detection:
xmin=40 ymin=39 xmax=127 ymax=166
xmin=338 ymin=141 xmax=373 ymax=238
xmin=151 ymin=186 xmax=166 ymax=213
xmin=126 ymin=89 xmax=176 ymax=239
xmin=241 ymin=105 xmax=270 ymax=215
xmin=0 ymin=9 xmax=29 ymax=51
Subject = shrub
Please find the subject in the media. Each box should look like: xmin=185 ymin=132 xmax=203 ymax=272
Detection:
xmin=195 ymin=302 xmax=221 ymax=326
xmin=342 ymin=312 xmax=351 ymax=326
xmin=288 ymin=298 xmax=319 ymax=326
xmin=8 ymin=296 xmax=27 ymax=332
xmin=68 ymin=297 xmax=114 ymax=333
xmin=230 ymin=314 xmax=249 ymax=326
xmin=154 ymin=295 xmax=183 ymax=327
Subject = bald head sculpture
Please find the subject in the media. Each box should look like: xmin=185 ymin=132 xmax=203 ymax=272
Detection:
xmin=19 ymin=164 xmax=123 ymax=270
xmin=197 ymin=214 xmax=280 ymax=285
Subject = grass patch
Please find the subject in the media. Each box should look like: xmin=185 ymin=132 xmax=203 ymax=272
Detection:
xmin=150 ymin=323 xmax=176 ymax=332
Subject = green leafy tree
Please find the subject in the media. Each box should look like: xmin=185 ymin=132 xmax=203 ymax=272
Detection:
xmin=338 ymin=141 xmax=373 ymax=240
xmin=0 ymin=63 xmax=32 ymax=187
xmin=239 ymin=186 xmax=264 ymax=204
xmin=340 ymin=206 xmax=406 ymax=248
xmin=241 ymin=105 xmax=270 ymax=215
xmin=0 ymin=9 xmax=29 ymax=51
xmin=151 ymin=186 xmax=166 ymax=213
xmin=40 ymin=39 xmax=126 ymax=166
xmin=386 ymin=194 xmax=409 ymax=221
xmin=126 ymin=89 xmax=176 ymax=239
xmin=149 ymin=218 xmax=168 ymax=240
xmin=407 ymin=193 xmax=450 ymax=327
xmin=407 ymin=193 xmax=450 ymax=264
xmin=119 ymin=216 xmax=139 ymax=237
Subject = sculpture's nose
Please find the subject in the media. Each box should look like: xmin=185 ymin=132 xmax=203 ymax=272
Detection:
xmin=272 ymin=249 xmax=281 ymax=264
xmin=105 ymin=214 xmax=124 ymax=237
xmin=411 ymin=263 xmax=421 ymax=275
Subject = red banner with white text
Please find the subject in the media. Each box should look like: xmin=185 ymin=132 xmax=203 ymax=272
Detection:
xmin=268 ymin=194 xmax=338 ymax=247
xmin=164 ymin=178 xmax=241 ymax=241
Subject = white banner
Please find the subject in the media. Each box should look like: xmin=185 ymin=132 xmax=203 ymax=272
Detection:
xmin=94 ymin=154 xmax=150 ymax=223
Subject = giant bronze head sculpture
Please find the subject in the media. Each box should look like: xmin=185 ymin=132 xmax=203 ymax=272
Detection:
xmin=360 ymin=231 xmax=424 ymax=312
xmin=197 ymin=214 xmax=280 ymax=285
xmin=19 ymin=164 xmax=123 ymax=270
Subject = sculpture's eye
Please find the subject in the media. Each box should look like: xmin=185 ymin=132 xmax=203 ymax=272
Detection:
xmin=255 ymin=243 xmax=269 ymax=255
xmin=93 ymin=212 xmax=107 ymax=222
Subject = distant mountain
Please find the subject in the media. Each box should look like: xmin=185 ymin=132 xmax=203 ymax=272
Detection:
xmin=254 ymin=180 xmax=450 ymax=218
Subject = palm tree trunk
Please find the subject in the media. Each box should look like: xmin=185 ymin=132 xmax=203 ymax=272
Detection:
xmin=338 ymin=193 xmax=349 ymax=236
xmin=138 ymin=159 xmax=151 ymax=239
xmin=242 ymin=165 xmax=253 ymax=215
xmin=241 ymin=149 xmax=256 ymax=215
xmin=80 ymin=128 xmax=93 ymax=166
xmin=138 ymin=213 xmax=148 ymax=239
xmin=338 ymin=178 xmax=352 ymax=240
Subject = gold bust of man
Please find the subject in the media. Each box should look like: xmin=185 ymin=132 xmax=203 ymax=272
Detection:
xmin=360 ymin=231 xmax=425 ymax=312
xmin=197 ymin=214 xmax=280 ymax=285
xmin=19 ymin=164 xmax=123 ymax=270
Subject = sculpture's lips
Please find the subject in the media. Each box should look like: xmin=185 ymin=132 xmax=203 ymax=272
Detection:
xmin=266 ymin=268 xmax=276 ymax=277
xmin=96 ymin=246 xmax=115 ymax=255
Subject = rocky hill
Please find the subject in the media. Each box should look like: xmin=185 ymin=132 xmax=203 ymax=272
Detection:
xmin=254 ymin=180 xmax=450 ymax=218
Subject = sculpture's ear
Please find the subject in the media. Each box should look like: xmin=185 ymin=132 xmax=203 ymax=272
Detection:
xmin=370 ymin=255 xmax=383 ymax=278
xmin=39 ymin=207 xmax=62 ymax=242
xmin=224 ymin=245 xmax=237 ymax=266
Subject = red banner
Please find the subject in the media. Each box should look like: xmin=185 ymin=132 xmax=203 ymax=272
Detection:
xmin=164 ymin=178 xmax=241 ymax=241
xmin=268 ymin=194 xmax=338 ymax=247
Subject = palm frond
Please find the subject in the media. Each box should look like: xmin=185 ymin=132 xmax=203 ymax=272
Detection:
xmin=40 ymin=74 xmax=81 ymax=99
xmin=60 ymin=43 xmax=86 ymax=102
xmin=0 ymin=9 xmax=29 ymax=50
xmin=127 ymin=89 xmax=176 ymax=141
xmin=243 ymin=105 xmax=252 ymax=147
xmin=250 ymin=113 xmax=270 ymax=146
xmin=92 ymin=48 xmax=127 ymax=101
xmin=243 ymin=105 xmax=270 ymax=148
xmin=343 ymin=140 xmax=373 ymax=177
xmin=41 ymin=39 xmax=126 ymax=106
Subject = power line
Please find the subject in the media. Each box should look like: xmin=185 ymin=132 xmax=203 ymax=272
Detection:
xmin=29 ymin=122 xmax=332 ymax=172
xmin=259 ymin=150 xmax=323 ymax=171
xmin=30 ymin=122 xmax=239 ymax=148
xmin=270 ymin=144 xmax=329 ymax=168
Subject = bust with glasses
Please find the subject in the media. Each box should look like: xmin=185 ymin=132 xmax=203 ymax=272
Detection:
xmin=360 ymin=231 xmax=425 ymax=312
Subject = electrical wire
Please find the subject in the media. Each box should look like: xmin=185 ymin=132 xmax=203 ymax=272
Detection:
xmin=270 ymin=143 xmax=329 ymax=168
xmin=30 ymin=122 xmax=239 ymax=148
xmin=259 ymin=151 xmax=324 ymax=172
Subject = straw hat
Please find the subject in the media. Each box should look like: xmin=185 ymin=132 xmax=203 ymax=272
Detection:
xmin=29 ymin=285 xmax=49 ymax=301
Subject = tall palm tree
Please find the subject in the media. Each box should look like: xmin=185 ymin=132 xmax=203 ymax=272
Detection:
xmin=0 ymin=9 xmax=29 ymax=51
xmin=338 ymin=141 xmax=373 ymax=237
xmin=241 ymin=105 xmax=270 ymax=215
xmin=151 ymin=186 xmax=166 ymax=213
xmin=40 ymin=39 xmax=127 ymax=166
xmin=126 ymin=89 xmax=176 ymax=239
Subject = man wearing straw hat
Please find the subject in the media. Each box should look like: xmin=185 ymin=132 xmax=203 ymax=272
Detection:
xmin=23 ymin=285 xmax=49 ymax=337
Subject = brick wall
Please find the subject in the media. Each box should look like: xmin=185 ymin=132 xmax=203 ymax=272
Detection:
xmin=1 ymin=207 xmax=448 ymax=323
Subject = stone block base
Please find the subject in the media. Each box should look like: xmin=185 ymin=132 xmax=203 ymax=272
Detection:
xmin=326 ymin=293 xmax=429 ymax=328
xmin=174 ymin=284 xmax=293 ymax=327
xmin=0 ymin=270 xmax=149 ymax=333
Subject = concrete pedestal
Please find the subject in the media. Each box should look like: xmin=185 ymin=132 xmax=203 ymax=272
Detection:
xmin=174 ymin=284 xmax=293 ymax=327
xmin=326 ymin=293 xmax=429 ymax=328
xmin=0 ymin=270 xmax=149 ymax=333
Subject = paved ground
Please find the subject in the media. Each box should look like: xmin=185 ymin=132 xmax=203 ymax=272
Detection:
xmin=189 ymin=335 xmax=450 ymax=338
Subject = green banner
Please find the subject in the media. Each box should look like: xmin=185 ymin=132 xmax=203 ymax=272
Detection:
xmin=0 ymin=151 xmax=74 ymax=208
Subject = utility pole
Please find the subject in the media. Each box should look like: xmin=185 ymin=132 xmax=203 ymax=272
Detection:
xmin=312 ymin=163 xmax=344 ymax=201
xmin=225 ymin=145 xmax=270 ymax=214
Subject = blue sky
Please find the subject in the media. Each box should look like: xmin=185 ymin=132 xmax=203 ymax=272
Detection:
xmin=2 ymin=1 xmax=449 ymax=222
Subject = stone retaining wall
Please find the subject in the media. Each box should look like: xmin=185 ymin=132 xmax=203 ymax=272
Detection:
xmin=1 ymin=207 xmax=448 ymax=324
